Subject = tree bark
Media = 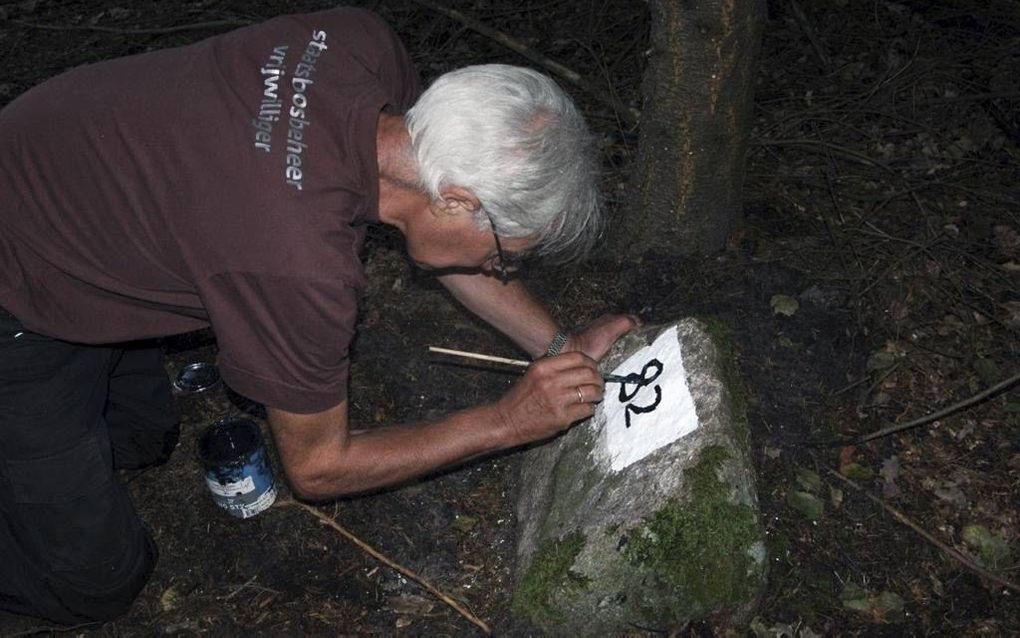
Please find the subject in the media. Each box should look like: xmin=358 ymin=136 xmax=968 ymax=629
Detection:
xmin=622 ymin=0 xmax=766 ymax=256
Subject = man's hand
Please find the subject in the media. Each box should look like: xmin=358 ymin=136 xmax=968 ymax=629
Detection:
xmin=565 ymin=313 xmax=640 ymax=361
xmin=269 ymin=350 xmax=611 ymax=501
xmin=494 ymin=351 xmax=604 ymax=444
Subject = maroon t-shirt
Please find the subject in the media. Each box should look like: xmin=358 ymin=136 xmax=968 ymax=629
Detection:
xmin=0 ymin=8 xmax=421 ymax=413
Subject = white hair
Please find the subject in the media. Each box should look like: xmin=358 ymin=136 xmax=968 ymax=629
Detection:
xmin=405 ymin=64 xmax=603 ymax=262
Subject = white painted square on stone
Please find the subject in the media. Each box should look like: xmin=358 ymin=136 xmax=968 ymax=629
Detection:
xmin=597 ymin=326 xmax=699 ymax=471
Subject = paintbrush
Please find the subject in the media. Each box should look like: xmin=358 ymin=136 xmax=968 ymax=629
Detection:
xmin=428 ymin=346 xmax=637 ymax=383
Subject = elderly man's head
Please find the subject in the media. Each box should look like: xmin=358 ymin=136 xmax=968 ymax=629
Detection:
xmin=406 ymin=65 xmax=603 ymax=264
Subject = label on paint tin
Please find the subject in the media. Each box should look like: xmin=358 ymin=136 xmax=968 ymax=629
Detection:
xmin=206 ymin=475 xmax=256 ymax=497
xmin=240 ymin=483 xmax=279 ymax=518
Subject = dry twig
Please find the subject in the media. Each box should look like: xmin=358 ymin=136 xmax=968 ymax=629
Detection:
xmin=786 ymin=0 xmax=831 ymax=69
xmin=12 ymin=18 xmax=251 ymax=35
xmin=828 ymin=470 xmax=1020 ymax=594
xmin=855 ymin=371 xmax=1020 ymax=444
xmin=6 ymin=621 xmax=100 ymax=638
xmin=278 ymin=497 xmax=491 ymax=634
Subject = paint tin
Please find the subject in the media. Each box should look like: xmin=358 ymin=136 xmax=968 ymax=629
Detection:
xmin=198 ymin=417 xmax=277 ymax=519
xmin=174 ymin=362 xmax=220 ymax=394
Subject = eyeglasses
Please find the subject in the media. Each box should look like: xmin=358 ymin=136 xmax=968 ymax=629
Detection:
xmin=485 ymin=212 xmax=524 ymax=282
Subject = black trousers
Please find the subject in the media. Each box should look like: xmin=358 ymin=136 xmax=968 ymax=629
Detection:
xmin=0 ymin=307 xmax=180 ymax=624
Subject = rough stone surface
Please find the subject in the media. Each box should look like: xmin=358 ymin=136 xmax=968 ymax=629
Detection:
xmin=511 ymin=319 xmax=766 ymax=634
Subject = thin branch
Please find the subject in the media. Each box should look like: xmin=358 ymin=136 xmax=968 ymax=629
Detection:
xmin=278 ymin=497 xmax=491 ymax=634
xmin=409 ymin=0 xmax=640 ymax=127
xmin=7 ymin=622 xmax=101 ymax=638
xmin=221 ymin=574 xmax=259 ymax=601
xmin=754 ymin=139 xmax=897 ymax=174
xmin=12 ymin=18 xmax=251 ymax=35
xmin=787 ymin=0 xmax=831 ymax=69
xmin=828 ymin=470 xmax=1020 ymax=594
xmin=855 ymin=371 xmax=1020 ymax=444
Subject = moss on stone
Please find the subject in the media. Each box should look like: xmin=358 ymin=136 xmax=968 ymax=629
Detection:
xmin=512 ymin=532 xmax=589 ymax=623
xmin=623 ymin=446 xmax=761 ymax=621
xmin=694 ymin=317 xmax=751 ymax=448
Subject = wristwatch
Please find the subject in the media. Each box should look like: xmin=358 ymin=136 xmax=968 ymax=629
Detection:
xmin=544 ymin=331 xmax=569 ymax=357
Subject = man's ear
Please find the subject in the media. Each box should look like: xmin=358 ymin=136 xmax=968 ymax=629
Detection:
xmin=435 ymin=186 xmax=481 ymax=216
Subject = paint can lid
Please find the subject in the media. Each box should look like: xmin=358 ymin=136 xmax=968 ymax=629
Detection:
xmin=173 ymin=362 xmax=221 ymax=394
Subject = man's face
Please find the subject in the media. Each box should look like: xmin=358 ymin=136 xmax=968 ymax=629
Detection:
xmin=402 ymin=198 xmax=534 ymax=276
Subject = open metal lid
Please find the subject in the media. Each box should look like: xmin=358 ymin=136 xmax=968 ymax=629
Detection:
xmin=173 ymin=362 xmax=221 ymax=394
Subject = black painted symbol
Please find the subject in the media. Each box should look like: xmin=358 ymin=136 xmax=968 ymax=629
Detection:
xmin=618 ymin=358 xmax=664 ymax=428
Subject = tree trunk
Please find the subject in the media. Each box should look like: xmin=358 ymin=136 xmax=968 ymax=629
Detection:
xmin=623 ymin=0 xmax=766 ymax=256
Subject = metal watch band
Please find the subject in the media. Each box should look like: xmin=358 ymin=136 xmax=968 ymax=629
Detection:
xmin=543 ymin=331 xmax=569 ymax=357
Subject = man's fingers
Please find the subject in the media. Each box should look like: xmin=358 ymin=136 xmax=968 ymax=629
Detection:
xmin=534 ymin=350 xmax=597 ymax=371
xmin=567 ymin=382 xmax=605 ymax=405
xmin=564 ymin=401 xmax=597 ymax=422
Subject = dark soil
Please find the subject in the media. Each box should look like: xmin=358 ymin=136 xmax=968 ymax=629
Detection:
xmin=1 ymin=0 xmax=1017 ymax=636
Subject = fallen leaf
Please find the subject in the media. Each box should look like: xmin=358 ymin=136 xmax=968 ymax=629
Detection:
xmin=871 ymin=591 xmax=906 ymax=622
xmin=749 ymin=616 xmax=797 ymax=637
xmin=954 ymin=421 xmax=975 ymax=440
xmin=871 ymin=391 xmax=892 ymax=406
xmin=829 ymin=485 xmax=844 ymax=508
xmin=787 ymin=490 xmax=824 ymax=521
xmin=880 ymin=456 xmax=900 ymax=482
xmin=770 ymin=294 xmax=800 ymax=316
xmin=866 ymin=351 xmax=897 ymax=371
xmin=389 ymin=594 xmax=435 ymax=615
xmin=880 ymin=456 xmax=901 ymax=497
xmin=795 ymin=467 xmax=822 ymax=494
xmin=160 ymin=585 xmax=180 ymax=612
xmin=840 ymin=582 xmax=871 ymax=611
xmin=882 ymin=480 xmax=901 ymax=499
xmin=841 ymin=463 xmax=874 ymax=482
xmin=961 ymin=524 xmax=1012 ymax=568
xmin=839 ymin=446 xmax=857 ymax=468
xmin=841 ymin=584 xmax=906 ymax=623
xmin=933 ymin=481 xmax=968 ymax=508
xmin=777 ymin=335 xmax=797 ymax=349
xmin=452 ymin=515 xmax=478 ymax=534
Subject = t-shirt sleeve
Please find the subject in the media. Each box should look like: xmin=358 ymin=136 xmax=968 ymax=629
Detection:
xmin=200 ymin=272 xmax=359 ymax=413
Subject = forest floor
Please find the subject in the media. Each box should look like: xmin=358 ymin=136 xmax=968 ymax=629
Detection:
xmin=0 ymin=0 xmax=1017 ymax=636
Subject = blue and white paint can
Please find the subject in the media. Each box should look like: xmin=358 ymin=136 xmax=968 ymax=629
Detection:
xmin=198 ymin=417 xmax=277 ymax=519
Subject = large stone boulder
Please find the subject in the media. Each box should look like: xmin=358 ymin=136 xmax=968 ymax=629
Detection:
xmin=512 ymin=319 xmax=766 ymax=633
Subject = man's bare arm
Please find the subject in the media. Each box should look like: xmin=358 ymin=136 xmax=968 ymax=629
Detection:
xmin=267 ymin=351 xmax=603 ymax=500
xmin=437 ymin=271 xmax=560 ymax=358
xmin=438 ymin=271 xmax=638 ymax=360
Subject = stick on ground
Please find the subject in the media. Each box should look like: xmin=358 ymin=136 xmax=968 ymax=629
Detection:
xmin=828 ymin=470 xmax=1019 ymax=594
xmin=13 ymin=19 xmax=251 ymax=35
xmin=855 ymin=370 xmax=1020 ymax=444
xmin=278 ymin=497 xmax=492 ymax=634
